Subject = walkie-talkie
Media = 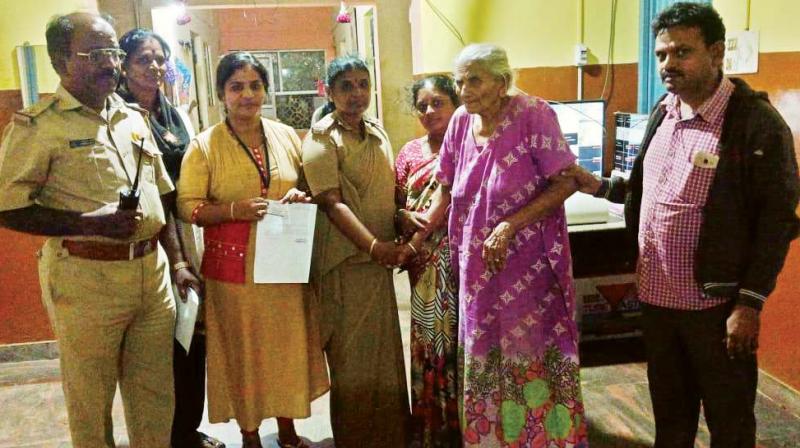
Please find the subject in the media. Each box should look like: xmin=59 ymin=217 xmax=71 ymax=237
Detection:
xmin=119 ymin=138 xmax=145 ymax=210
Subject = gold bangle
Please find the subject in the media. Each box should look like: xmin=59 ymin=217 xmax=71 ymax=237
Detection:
xmin=406 ymin=242 xmax=418 ymax=256
xmin=229 ymin=201 xmax=236 ymax=221
xmin=172 ymin=261 xmax=191 ymax=272
xmin=368 ymin=238 xmax=378 ymax=257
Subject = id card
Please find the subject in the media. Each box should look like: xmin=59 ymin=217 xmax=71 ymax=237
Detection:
xmin=692 ymin=151 xmax=719 ymax=168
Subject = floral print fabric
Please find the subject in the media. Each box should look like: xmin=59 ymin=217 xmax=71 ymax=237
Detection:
xmin=436 ymin=95 xmax=588 ymax=447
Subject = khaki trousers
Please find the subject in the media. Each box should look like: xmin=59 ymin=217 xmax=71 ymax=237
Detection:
xmin=39 ymin=238 xmax=176 ymax=447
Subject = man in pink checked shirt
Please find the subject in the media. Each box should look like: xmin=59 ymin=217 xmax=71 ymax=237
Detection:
xmin=563 ymin=3 xmax=799 ymax=447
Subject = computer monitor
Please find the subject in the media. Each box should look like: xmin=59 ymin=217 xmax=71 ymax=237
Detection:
xmin=549 ymin=100 xmax=605 ymax=175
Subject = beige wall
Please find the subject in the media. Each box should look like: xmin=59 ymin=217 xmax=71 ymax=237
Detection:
xmin=372 ymin=0 xmax=416 ymax=149
xmin=412 ymin=0 xmax=800 ymax=76
xmin=0 ymin=0 xmax=98 ymax=90
xmin=411 ymin=0 xmax=640 ymax=74
xmin=714 ymin=0 xmax=800 ymax=52
xmin=97 ymin=0 xmax=137 ymax=36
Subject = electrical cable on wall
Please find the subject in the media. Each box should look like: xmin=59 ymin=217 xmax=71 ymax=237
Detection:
xmin=745 ymin=0 xmax=751 ymax=31
xmin=600 ymin=0 xmax=618 ymax=101
xmin=424 ymin=0 xmax=465 ymax=46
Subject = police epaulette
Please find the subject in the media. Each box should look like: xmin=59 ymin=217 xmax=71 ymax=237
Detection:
xmin=364 ymin=116 xmax=385 ymax=132
xmin=13 ymin=96 xmax=57 ymax=125
xmin=311 ymin=114 xmax=336 ymax=135
xmin=123 ymin=100 xmax=147 ymax=114
xmin=119 ymin=99 xmax=150 ymax=120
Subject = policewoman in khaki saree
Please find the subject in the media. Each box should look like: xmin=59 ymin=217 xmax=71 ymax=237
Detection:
xmin=302 ymin=55 xmax=411 ymax=448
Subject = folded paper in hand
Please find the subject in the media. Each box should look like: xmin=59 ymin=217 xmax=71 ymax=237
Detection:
xmin=175 ymin=287 xmax=199 ymax=353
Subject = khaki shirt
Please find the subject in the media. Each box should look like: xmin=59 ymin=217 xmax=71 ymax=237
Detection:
xmin=0 ymin=85 xmax=173 ymax=242
xmin=302 ymin=112 xmax=396 ymax=274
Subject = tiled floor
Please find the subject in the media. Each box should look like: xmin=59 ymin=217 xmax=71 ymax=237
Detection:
xmin=579 ymin=339 xmax=800 ymax=448
xmin=2 ymin=274 xmax=799 ymax=447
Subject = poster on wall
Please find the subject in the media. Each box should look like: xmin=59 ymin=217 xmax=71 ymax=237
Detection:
xmin=724 ymin=30 xmax=759 ymax=75
xmin=171 ymin=58 xmax=193 ymax=105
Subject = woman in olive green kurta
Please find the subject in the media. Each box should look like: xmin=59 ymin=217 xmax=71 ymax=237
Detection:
xmin=302 ymin=56 xmax=410 ymax=448
xmin=177 ymin=53 xmax=327 ymax=448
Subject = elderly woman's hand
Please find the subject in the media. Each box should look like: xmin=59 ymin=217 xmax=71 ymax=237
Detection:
xmin=482 ymin=221 xmax=516 ymax=273
xmin=280 ymin=188 xmax=312 ymax=204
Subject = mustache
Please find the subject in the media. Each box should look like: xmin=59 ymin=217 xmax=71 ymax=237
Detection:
xmin=97 ymin=69 xmax=120 ymax=80
xmin=660 ymin=70 xmax=683 ymax=79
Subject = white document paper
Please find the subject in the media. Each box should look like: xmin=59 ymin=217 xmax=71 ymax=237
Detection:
xmin=175 ymin=287 xmax=199 ymax=353
xmin=254 ymin=201 xmax=317 ymax=283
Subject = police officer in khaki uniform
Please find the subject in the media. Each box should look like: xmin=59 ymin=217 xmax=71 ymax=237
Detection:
xmin=0 ymin=12 xmax=199 ymax=447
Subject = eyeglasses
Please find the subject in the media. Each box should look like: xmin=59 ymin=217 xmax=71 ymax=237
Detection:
xmin=414 ymin=98 xmax=448 ymax=115
xmin=75 ymin=48 xmax=126 ymax=64
xmin=132 ymin=54 xmax=167 ymax=67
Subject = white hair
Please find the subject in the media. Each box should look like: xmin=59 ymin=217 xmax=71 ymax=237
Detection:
xmin=454 ymin=43 xmax=515 ymax=93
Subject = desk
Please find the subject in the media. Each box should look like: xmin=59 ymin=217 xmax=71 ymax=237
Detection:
xmin=567 ymin=209 xmax=641 ymax=341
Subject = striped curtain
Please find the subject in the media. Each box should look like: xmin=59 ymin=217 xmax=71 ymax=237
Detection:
xmin=637 ymin=0 xmax=711 ymax=113
xmin=20 ymin=44 xmax=39 ymax=106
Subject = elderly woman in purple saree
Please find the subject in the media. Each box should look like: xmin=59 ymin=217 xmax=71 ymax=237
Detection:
xmin=414 ymin=44 xmax=588 ymax=448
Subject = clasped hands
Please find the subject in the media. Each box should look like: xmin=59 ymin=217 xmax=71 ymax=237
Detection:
xmin=396 ymin=209 xmax=430 ymax=238
xmin=364 ymin=209 xmax=434 ymax=269
xmin=370 ymin=239 xmax=415 ymax=269
xmin=393 ymin=208 xmax=517 ymax=272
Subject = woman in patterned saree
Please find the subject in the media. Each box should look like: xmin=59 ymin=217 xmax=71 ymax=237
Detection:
xmin=395 ymin=75 xmax=461 ymax=447
xmin=418 ymin=44 xmax=588 ymax=447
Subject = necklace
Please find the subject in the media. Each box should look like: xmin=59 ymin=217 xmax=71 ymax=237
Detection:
xmin=225 ymin=118 xmax=271 ymax=192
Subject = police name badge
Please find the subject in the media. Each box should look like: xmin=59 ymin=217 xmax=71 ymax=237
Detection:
xmin=692 ymin=151 xmax=719 ymax=168
xmin=69 ymin=138 xmax=96 ymax=148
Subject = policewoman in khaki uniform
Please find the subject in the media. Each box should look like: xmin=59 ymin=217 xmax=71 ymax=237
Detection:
xmin=0 ymin=13 xmax=195 ymax=447
xmin=302 ymin=55 xmax=410 ymax=448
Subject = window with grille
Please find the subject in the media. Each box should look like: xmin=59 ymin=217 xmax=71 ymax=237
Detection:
xmin=250 ymin=50 xmax=326 ymax=130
